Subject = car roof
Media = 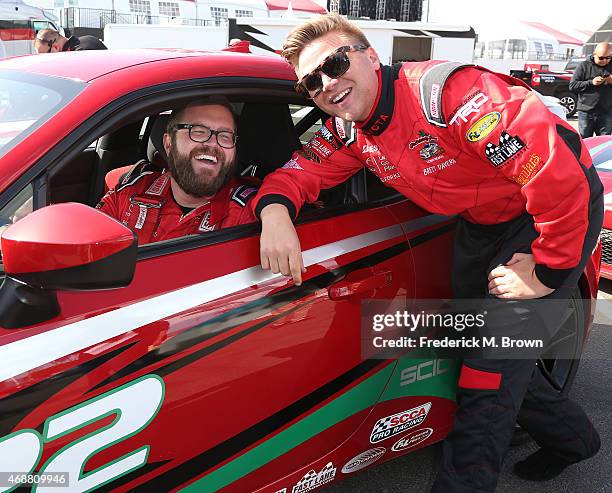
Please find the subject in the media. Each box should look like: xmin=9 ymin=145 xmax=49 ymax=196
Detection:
xmin=0 ymin=48 xmax=296 ymax=83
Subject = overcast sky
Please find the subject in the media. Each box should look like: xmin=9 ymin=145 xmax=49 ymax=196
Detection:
xmin=425 ymin=0 xmax=607 ymax=32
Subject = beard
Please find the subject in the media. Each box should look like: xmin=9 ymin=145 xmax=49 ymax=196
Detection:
xmin=167 ymin=141 xmax=236 ymax=198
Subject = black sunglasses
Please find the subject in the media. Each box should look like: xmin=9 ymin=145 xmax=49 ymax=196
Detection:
xmin=295 ymin=44 xmax=369 ymax=99
xmin=596 ymin=54 xmax=611 ymax=60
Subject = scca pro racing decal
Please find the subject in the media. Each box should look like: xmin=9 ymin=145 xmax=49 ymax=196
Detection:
xmin=0 ymin=375 xmax=164 ymax=491
xmin=341 ymin=447 xmax=386 ymax=474
xmin=391 ymin=428 xmax=434 ymax=452
xmin=370 ymin=402 xmax=432 ymax=443
xmin=485 ymin=131 xmax=525 ymax=167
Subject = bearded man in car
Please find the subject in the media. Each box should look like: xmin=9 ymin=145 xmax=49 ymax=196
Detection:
xmin=98 ymin=99 xmax=257 ymax=244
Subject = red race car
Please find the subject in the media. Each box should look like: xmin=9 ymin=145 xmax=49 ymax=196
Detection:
xmin=0 ymin=49 xmax=602 ymax=492
xmin=587 ymin=136 xmax=612 ymax=280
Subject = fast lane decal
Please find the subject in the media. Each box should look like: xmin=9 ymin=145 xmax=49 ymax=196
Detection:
xmin=291 ymin=462 xmax=336 ymax=492
xmin=370 ymin=402 xmax=432 ymax=443
xmin=484 ymin=131 xmax=525 ymax=167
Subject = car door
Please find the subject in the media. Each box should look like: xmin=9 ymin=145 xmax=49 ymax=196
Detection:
xmin=0 ymin=95 xmax=416 ymax=493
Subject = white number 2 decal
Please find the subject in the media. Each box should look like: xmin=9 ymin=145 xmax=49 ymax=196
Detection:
xmin=0 ymin=375 xmax=164 ymax=493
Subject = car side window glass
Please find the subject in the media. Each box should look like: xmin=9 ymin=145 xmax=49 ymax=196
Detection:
xmin=0 ymin=184 xmax=34 ymax=261
xmin=290 ymin=104 xmax=324 ymax=144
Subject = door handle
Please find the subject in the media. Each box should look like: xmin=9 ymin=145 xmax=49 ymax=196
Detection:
xmin=328 ymin=270 xmax=393 ymax=300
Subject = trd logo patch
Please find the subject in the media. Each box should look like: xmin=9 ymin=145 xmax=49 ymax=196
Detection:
xmin=370 ymin=402 xmax=432 ymax=443
xmin=484 ymin=131 xmax=525 ymax=167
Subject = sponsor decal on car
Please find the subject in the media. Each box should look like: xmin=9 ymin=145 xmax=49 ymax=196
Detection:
xmin=511 ymin=153 xmax=542 ymax=185
xmin=0 ymin=375 xmax=164 ymax=492
xmin=341 ymin=447 xmax=386 ymax=474
xmin=391 ymin=428 xmax=434 ymax=452
xmin=466 ymin=112 xmax=501 ymax=142
xmin=485 ymin=131 xmax=526 ymax=167
xmin=400 ymin=359 xmax=450 ymax=386
xmin=449 ymin=93 xmax=489 ymax=125
xmin=370 ymin=402 xmax=432 ymax=443
xmin=291 ymin=462 xmax=336 ymax=493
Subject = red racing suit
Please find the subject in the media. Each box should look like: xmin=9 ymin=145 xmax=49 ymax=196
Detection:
xmin=253 ymin=61 xmax=603 ymax=288
xmin=98 ymin=170 xmax=258 ymax=245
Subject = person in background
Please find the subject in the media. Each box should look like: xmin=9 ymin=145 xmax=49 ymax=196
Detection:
xmin=569 ymin=41 xmax=612 ymax=137
xmin=34 ymin=28 xmax=107 ymax=53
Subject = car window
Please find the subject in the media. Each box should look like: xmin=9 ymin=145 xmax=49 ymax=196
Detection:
xmin=290 ymin=104 xmax=325 ymax=144
xmin=1 ymin=87 xmax=367 ymax=257
xmin=0 ymin=73 xmax=85 ymax=159
xmin=0 ymin=183 xmax=33 ymax=263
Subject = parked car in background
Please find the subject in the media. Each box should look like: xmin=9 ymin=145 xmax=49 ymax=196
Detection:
xmin=564 ymin=57 xmax=587 ymax=73
xmin=510 ymin=63 xmax=578 ymax=117
xmin=0 ymin=48 xmax=602 ymax=492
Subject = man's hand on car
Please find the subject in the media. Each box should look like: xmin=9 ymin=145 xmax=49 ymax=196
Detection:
xmin=487 ymin=253 xmax=555 ymax=299
xmin=260 ymin=203 xmax=306 ymax=285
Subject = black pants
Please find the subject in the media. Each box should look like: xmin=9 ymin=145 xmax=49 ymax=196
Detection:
xmin=431 ymin=206 xmax=603 ymax=492
xmin=577 ymin=110 xmax=612 ymax=138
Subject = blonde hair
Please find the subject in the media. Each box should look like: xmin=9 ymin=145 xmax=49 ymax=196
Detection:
xmin=281 ymin=13 xmax=370 ymax=68
xmin=35 ymin=28 xmax=60 ymax=42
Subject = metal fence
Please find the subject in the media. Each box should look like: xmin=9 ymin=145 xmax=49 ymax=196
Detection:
xmin=55 ymin=7 xmax=211 ymax=31
xmin=475 ymin=50 xmax=575 ymax=61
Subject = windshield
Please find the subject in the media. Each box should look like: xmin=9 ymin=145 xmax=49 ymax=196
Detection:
xmin=0 ymin=71 xmax=85 ymax=158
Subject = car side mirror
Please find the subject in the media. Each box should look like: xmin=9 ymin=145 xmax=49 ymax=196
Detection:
xmin=0 ymin=203 xmax=137 ymax=328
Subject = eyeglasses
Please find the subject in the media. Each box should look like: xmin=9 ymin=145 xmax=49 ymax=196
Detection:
xmin=295 ymin=44 xmax=369 ymax=99
xmin=596 ymin=54 xmax=612 ymax=60
xmin=173 ymin=123 xmax=237 ymax=149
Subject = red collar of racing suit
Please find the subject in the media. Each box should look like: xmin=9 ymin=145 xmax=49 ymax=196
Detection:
xmin=355 ymin=64 xmax=402 ymax=136
xmin=125 ymin=172 xmax=240 ymax=243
